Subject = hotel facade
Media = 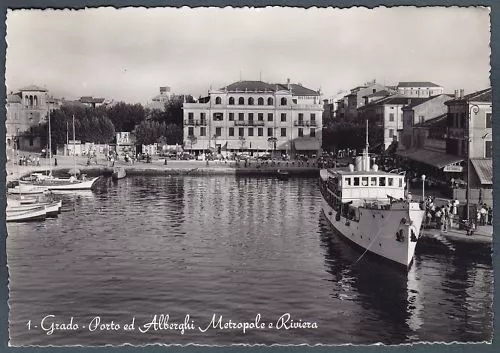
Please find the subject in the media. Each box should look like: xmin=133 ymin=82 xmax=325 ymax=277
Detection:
xmin=182 ymin=80 xmax=323 ymax=157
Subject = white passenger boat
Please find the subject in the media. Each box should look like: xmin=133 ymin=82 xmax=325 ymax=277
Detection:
xmin=319 ymin=124 xmax=425 ymax=268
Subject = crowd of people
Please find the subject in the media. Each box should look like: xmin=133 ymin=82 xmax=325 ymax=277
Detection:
xmin=423 ymin=196 xmax=493 ymax=233
xmin=16 ymin=154 xmax=41 ymax=167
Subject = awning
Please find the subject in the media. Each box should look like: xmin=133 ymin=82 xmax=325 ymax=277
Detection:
xmin=471 ymin=159 xmax=492 ymax=185
xmin=294 ymin=139 xmax=321 ymax=151
xmin=184 ymin=140 xmax=209 ymax=150
xmin=395 ymin=148 xmax=463 ymax=169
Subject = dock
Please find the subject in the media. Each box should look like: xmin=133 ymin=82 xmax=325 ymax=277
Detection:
xmin=420 ymin=225 xmax=492 ymax=245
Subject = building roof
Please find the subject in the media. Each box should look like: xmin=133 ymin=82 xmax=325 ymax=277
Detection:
xmin=18 ymin=85 xmax=48 ymax=92
xmin=79 ymin=96 xmax=105 ymax=104
xmin=364 ymin=90 xmax=392 ymax=98
xmin=445 ymin=87 xmax=492 ymax=104
xmin=221 ymin=80 xmax=319 ymax=96
xmin=7 ymin=93 xmax=22 ymax=103
xmin=413 ymin=113 xmax=448 ymax=128
xmin=382 ymin=96 xmax=427 ymax=106
xmin=397 ymin=81 xmax=441 ymax=88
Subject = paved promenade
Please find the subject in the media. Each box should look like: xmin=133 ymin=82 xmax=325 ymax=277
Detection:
xmin=421 ymin=224 xmax=492 ymax=245
xmin=5 ymin=155 xmax=319 ymax=182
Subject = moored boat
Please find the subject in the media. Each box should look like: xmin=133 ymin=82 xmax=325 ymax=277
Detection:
xmin=276 ymin=169 xmax=290 ymax=180
xmin=6 ymin=206 xmax=47 ymax=222
xmin=112 ymin=167 xmax=126 ymax=180
xmin=319 ymin=123 xmax=425 ymax=268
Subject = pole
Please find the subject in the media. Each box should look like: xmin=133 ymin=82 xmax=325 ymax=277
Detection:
xmin=48 ymin=111 xmax=52 ymax=174
xmin=66 ymin=120 xmax=69 ymax=156
xmin=73 ymin=114 xmax=76 ymax=176
xmin=466 ymin=104 xmax=479 ymax=222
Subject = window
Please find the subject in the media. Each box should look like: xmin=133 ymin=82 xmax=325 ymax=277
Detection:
xmin=399 ymin=178 xmax=403 ymax=187
xmin=267 ymin=97 xmax=274 ymax=105
xmin=419 ymin=116 xmax=424 ymax=124
xmin=298 ymin=113 xmax=304 ymax=122
xmin=238 ymin=97 xmax=244 ymax=105
xmin=258 ymin=113 xmax=263 ymax=121
xmin=213 ymin=113 xmax=223 ymax=121
xmin=215 ymin=127 xmax=222 ymax=137
xmin=486 ymin=140 xmax=492 ymax=158
xmin=370 ymin=177 xmax=377 ymax=186
xmin=268 ymin=113 xmax=273 ymax=122
xmin=310 ymin=113 xmax=316 ymax=122
xmin=215 ymin=97 xmax=222 ymax=104
xmin=388 ymin=177 xmax=394 ymax=186
xmin=281 ymin=97 xmax=287 ymax=105
xmin=248 ymin=113 xmax=254 ymax=121
xmin=298 ymin=128 xmax=303 ymax=137
xmin=258 ymin=97 xmax=264 ymax=105
xmin=310 ymin=128 xmax=315 ymax=137
xmin=239 ymin=128 xmax=244 ymax=137
xmin=486 ymin=113 xmax=492 ymax=128
xmin=281 ymin=128 xmax=286 ymax=137
xmin=188 ymin=112 xmax=194 ymax=119
xmin=248 ymin=97 xmax=254 ymax=105
xmin=389 ymin=113 xmax=394 ymax=122
xmin=188 ymin=127 xmax=194 ymax=136
xmin=361 ymin=177 xmax=368 ymax=186
xmin=229 ymin=97 xmax=235 ymax=105
xmin=281 ymin=113 xmax=287 ymax=122
xmin=353 ymin=177 xmax=360 ymax=186
xmin=389 ymin=129 xmax=394 ymax=138
xmin=229 ymin=113 xmax=234 ymax=121
xmin=239 ymin=113 xmax=244 ymax=121
xmin=258 ymin=128 xmax=263 ymax=136
xmin=229 ymin=127 xmax=234 ymax=136
xmin=379 ymin=177 xmax=386 ymax=186
xmin=200 ymin=127 xmax=206 ymax=136
xmin=268 ymin=128 xmax=273 ymax=136
xmin=345 ymin=178 xmax=351 ymax=186
xmin=248 ymin=128 xmax=254 ymax=137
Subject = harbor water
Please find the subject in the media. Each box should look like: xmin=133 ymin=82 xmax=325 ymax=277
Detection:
xmin=7 ymin=176 xmax=493 ymax=345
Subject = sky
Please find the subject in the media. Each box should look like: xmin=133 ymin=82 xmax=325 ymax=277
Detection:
xmin=6 ymin=6 xmax=491 ymax=104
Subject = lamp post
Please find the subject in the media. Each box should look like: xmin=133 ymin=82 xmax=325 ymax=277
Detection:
xmin=421 ymin=174 xmax=426 ymax=202
xmin=466 ymin=104 xmax=480 ymax=222
xmin=268 ymin=137 xmax=277 ymax=158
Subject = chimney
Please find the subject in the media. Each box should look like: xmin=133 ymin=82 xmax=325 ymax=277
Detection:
xmin=287 ymin=78 xmax=291 ymax=90
xmin=454 ymin=89 xmax=459 ymax=99
xmin=459 ymin=89 xmax=464 ymax=98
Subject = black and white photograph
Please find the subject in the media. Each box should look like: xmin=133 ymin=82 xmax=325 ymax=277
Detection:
xmin=3 ymin=5 xmax=493 ymax=347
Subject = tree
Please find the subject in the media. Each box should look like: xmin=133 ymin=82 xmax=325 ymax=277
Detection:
xmin=163 ymin=94 xmax=194 ymax=126
xmin=106 ymin=102 xmax=146 ymax=132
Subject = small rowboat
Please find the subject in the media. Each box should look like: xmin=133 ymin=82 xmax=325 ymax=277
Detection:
xmin=112 ymin=167 xmax=126 ymax=180
xmin=6 ymin=206 xmax=47 ymax=222
xmin=276 ymin=169 xmax=290 ymax=180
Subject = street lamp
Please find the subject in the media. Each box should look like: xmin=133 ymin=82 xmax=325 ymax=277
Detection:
xmin=421 ymin=174 xmax=426 ymax=202
xmin=466 ymin=104 xmax=480 ymax=222
xmin=268 ymin=137 xmax=277 ymax=158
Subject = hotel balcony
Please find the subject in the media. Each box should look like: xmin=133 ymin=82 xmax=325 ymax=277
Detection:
xmin=184 ymin=119 xmax=207 ymax=126
xmin=294 ymin=120 xmax=317 ymax=127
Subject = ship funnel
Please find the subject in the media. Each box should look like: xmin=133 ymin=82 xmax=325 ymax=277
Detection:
xmin=372 ymin=164 xmax=379 ymax=172
xmin=348 ymin=164 xmax=354 ymax=172
xmin=355 ymin=156 xmax=363 ymax=171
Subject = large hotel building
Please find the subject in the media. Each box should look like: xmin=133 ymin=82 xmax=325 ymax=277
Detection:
xmin=182 ymin=80 xmax=323 ymax=157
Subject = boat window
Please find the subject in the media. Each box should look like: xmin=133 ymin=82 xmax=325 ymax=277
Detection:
xmin=361 ymin=177 xmax=368 ymax=186
xmin=399 ymin=178 xmax=403 ymax=187
xmin=345 ymin=177 xmax=351 ymax=186
xmin=388 ymin=177 xmax=394 ymax=186
xmin=379 ymin=177 xmax=386 ymax=186
xmin=370 ymin=177 xmax=377 ymax=186
xmin=353 ymin=177 xmax=360 ymax=186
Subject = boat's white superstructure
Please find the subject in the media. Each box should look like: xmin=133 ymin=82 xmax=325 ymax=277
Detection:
xmin=320 ymin=124 xmax=424 ymax=268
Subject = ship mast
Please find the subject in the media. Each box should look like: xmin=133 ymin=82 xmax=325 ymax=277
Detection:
xmin=364 ymin=119 xmax=370 ymax=171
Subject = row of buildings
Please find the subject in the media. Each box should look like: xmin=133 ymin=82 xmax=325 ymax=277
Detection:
xmin=181 ymin=79 xmax=323 ymax=157
xmin=329 ymin=80 xmax=492 ymax=203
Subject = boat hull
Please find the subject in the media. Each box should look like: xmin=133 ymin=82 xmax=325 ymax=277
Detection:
xmin=6 ymin=207 xmax=47 ymax=222
xmin=32 ymin=177 xmax=100 ymax=191
xmin=321 ymin=197 xmax=424 ymax=268
xmin=112 ymin=168 xmax=126 ymax=180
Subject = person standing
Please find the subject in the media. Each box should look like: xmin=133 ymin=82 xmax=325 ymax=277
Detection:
xmin=487 ymin=206 xmax=493 ymax=225
xmin=480 ymin=205 xmax=487 ymax=226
